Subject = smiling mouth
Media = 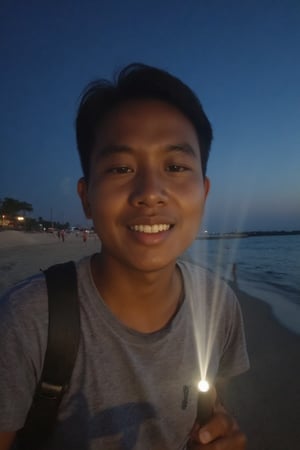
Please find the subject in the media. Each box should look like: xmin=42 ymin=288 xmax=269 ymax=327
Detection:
xmin=129 ymin=224 xmax=172 ymax=234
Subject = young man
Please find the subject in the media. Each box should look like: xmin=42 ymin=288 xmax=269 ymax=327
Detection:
xmin=0 ymin=63 xmax=249 ymax=449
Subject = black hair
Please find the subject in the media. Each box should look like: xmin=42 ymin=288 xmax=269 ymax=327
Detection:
xmin=76 ymin=63 xmax=213 ymax=180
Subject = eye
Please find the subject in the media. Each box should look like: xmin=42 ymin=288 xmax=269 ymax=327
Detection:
xmin=166 ymin=164 xmax=189 ymax=172
xmin=107 ymin=166 xmax=133 ymax=174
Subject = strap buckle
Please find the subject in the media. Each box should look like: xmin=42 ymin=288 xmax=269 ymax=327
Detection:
xmin=40 ymin=381 xmax=65 ymax=399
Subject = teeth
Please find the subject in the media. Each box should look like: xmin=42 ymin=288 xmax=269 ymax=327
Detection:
xmin=130 ymin=224 xmax=171 ymax=233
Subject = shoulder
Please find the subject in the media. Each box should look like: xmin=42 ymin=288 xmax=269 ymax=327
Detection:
xmin=0 ymin=272 xmax=48 ymax=320
xmin=0 ymin=256 xmax=93 ymax=322
xmin=76 ymin=255 xmax=93 ymax=280
xmin=177 ymin=258 xmax=243 ymax=349
xmin=177 ymin=258 xmax=237 ymax=307
xmin=75 ymin=255 xmax=100 ymax=301
xmin=177 ymin=259 xmax=249 ymax=377
xmin=0 ymin=272 xmax=49 ymax=399
xmin=0 ymin=273 xmax=49 ymax=356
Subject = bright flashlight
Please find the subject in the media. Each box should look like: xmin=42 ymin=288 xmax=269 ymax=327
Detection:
xmin=196 ymin=379 xmax=214 ymax=426
xmin=198 ymin=380 xmax=209 ymax=392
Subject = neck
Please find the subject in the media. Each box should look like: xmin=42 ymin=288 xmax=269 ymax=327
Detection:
xmin=91 ymin=253 xmax=183 ymax=332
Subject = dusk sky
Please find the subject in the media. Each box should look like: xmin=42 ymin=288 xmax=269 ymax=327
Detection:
xmin=1 ymin=1 xmax=300 ymax=232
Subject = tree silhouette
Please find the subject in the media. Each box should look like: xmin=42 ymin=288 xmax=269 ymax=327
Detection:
xmin=0 ymin=197 xmax=33 ymax=216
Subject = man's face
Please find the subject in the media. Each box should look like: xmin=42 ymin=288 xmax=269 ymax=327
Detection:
xmin=78 ymin=99 xmax=210 ymax=273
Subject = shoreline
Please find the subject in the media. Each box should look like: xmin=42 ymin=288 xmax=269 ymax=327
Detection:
xmin=196 ymin=230 xmax=300 ymax=240
xmin=1 ymin=231 xmax=299 ymax=448
xmin=183 ymin=246 xmax=300 ymax=336
xmin=235 ymin=278 xmax=300 ymax=335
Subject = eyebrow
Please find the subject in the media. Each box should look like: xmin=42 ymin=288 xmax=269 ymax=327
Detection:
xmin=166 ymin=143 xmax=198 ymax=158
xmin=95 ymin=143 xmax=198 ymax=160
xmin=94 ymin=145 xmax=132 ymax=161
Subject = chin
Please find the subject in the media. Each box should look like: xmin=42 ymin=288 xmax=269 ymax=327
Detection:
xmin=129 ymin=255 xmax=178 ymax=273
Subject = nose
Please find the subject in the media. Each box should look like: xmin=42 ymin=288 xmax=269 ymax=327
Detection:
xmin=129 ymin=168 xmax=168 ymax=207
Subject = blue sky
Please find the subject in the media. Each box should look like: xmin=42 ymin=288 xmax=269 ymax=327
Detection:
xmin=1 ymin=0 xmax=299 ymax=232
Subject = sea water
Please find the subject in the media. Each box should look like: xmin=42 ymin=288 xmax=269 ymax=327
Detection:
xmin=183 ymin=234 xmax=300 ymax=335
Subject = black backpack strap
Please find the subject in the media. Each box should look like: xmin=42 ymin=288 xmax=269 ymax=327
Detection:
xmin=16 ymin=261 xmax=80 ymax=450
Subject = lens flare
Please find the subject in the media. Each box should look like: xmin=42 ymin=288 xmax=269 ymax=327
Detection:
xmin=198 ymin=379 xmax=210 ymax=392
xmin=182 ymin=187 xmax=253 ymax=385
xmin=184 ymin=228 xmax=243 ymax=382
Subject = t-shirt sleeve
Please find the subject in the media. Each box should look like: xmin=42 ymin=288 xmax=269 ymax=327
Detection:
xmin=217 ymin=287 xmax=250 ymax=378
xmin=0 ymin=275 xmax=48 ymax=431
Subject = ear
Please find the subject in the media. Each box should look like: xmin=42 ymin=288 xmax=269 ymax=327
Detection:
xmin=204 ymin=176 xmax=210 ymax=199
xmin=77 ymin=177 xmax=92 ymax=219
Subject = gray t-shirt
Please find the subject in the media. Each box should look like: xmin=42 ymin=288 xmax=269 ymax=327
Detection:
xmin=0 ymin=257 xmax=249 ymax=450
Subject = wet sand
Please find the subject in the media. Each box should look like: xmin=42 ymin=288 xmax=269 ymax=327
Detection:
xmin=1 ymin=230 xmax=299 ymax=449
xmin=226 ymin=282 xmax=300 ymax=449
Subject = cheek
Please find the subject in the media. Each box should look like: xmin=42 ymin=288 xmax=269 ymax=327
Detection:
xmin=88 ymin=185 xmax=124 ymax=224
xmin=181 ymin=182 xmax=206 ymax=213
xmin=184 ymin=194 xmax=207 ymax=234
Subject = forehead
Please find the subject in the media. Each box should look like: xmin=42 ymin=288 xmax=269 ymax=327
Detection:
xmin=94 ymin=99 xmax=200 ymax=150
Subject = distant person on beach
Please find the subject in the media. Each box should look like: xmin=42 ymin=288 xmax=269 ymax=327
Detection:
xmin=82 ymin=229 xmax=88 ymax=244
xmin=232 ymin=263 xmax=238 ymax=285
xmin=0 ymin=64 xmax=249 ymax=449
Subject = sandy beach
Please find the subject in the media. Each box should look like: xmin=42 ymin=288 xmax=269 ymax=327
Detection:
xmin=1 ymin=230 xmax=299 ymax=449
xmin=0 ymin=230 xmax=101 ymax=295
